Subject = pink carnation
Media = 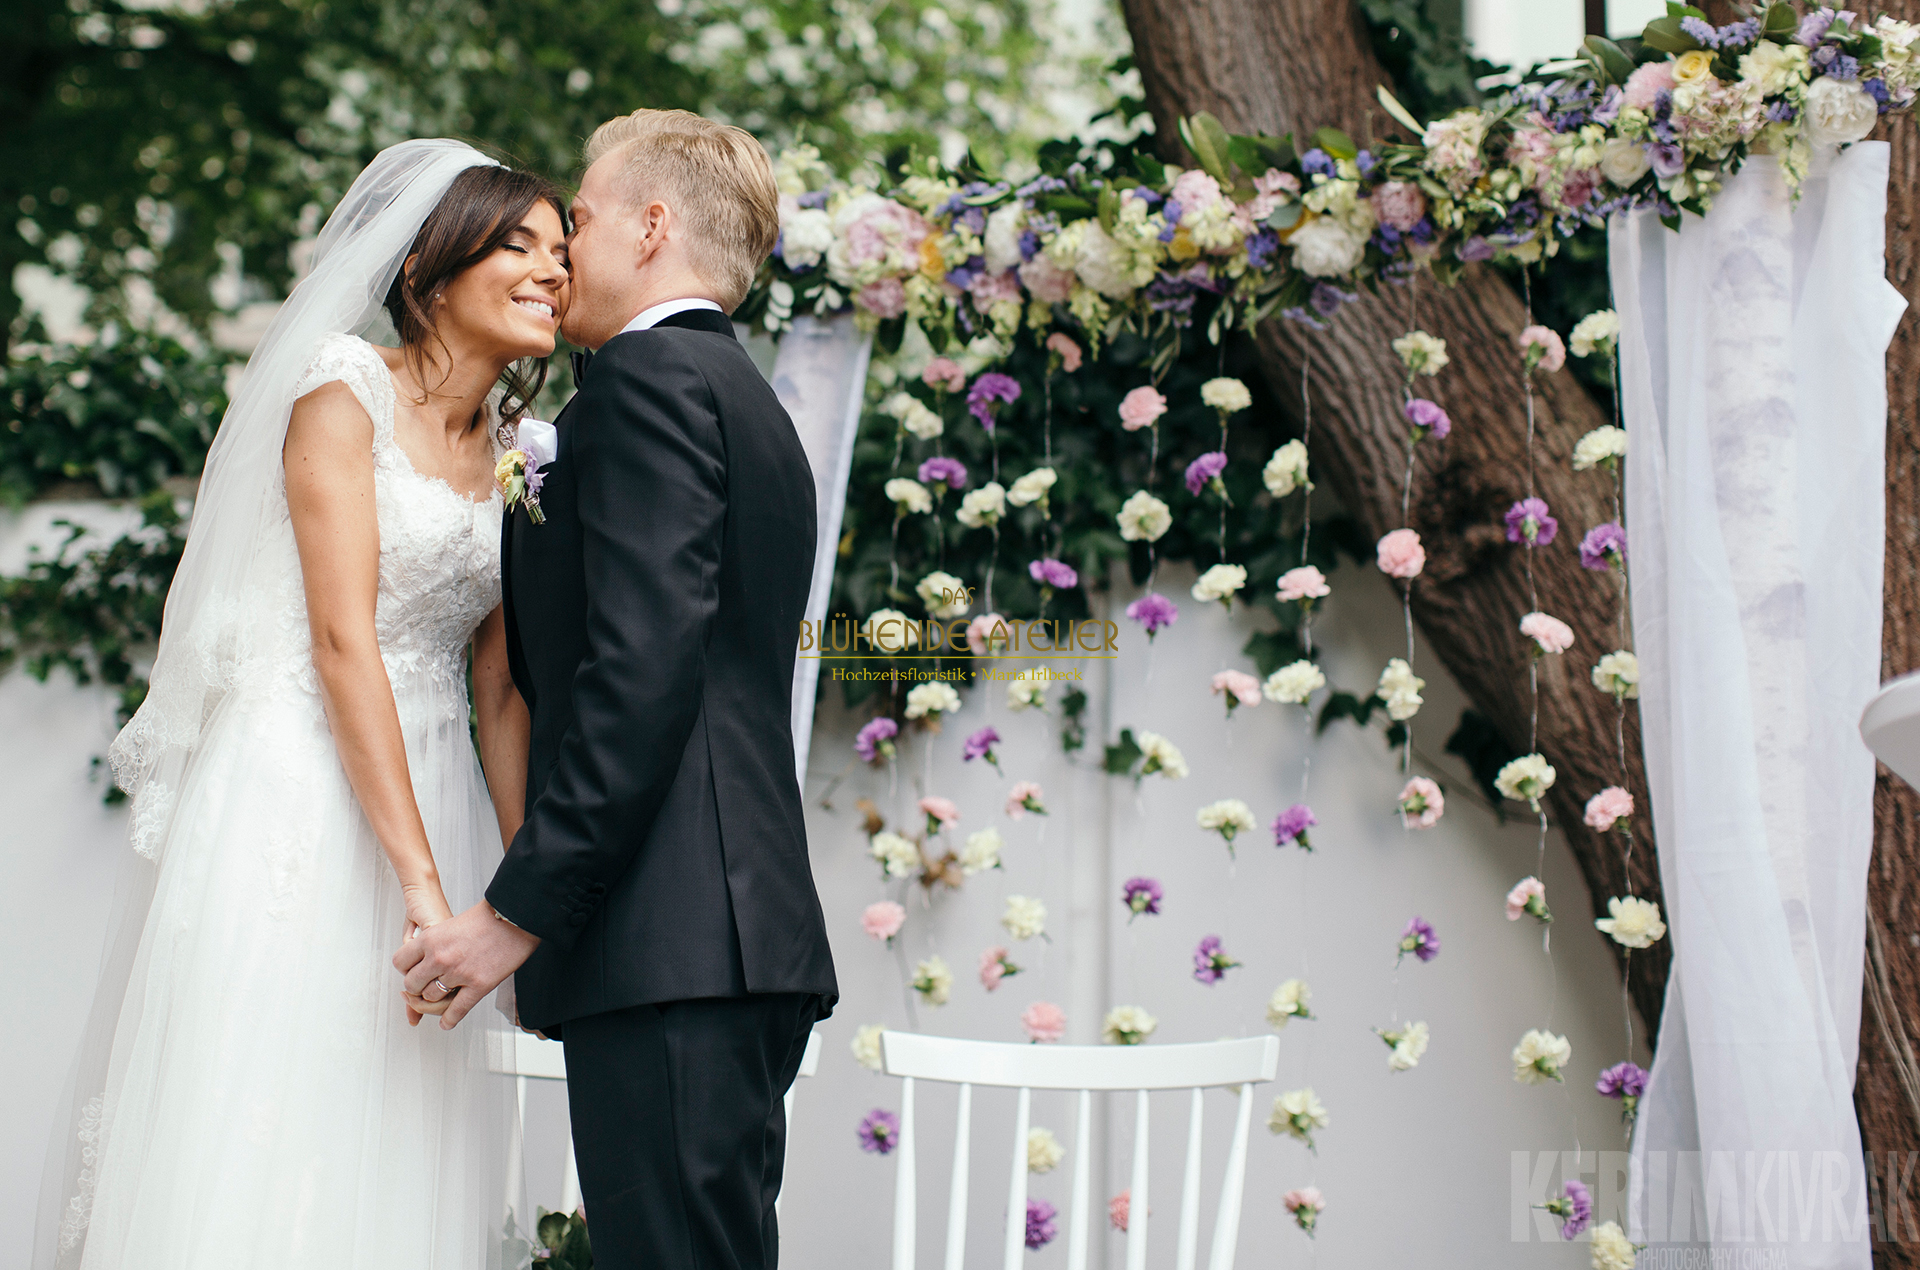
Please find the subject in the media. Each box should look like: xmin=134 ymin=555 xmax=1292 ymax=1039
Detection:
xmin=1624 ymin=61 xmax=1676 ymax=111
xmin=1369 ymin=180 xmax=1427 ymax=233
xmin=1376 ymin=528 xmax=1426 ymax=580
xmin=1119 ymin=385 xmax=1168 ymax=431
xmin=1584 ymin=786 xmax=1635 ymax=832
xmin=858 ymin=277 xmax=907 ymax=319
xmin=1254 ymin=169 xmax=1300 ymax=197
xmin=1276 ymin=565 xmax=1331 ymax=603
xmin=1022 ymin=1000 xmax=1066 ymax=1044
xmin=1399 ymin=776 xmax=1445 ymax=828
xmin=922 ymin=357 xmax=967 ymax=392
xmin=1520 ymin=325 xmax=1566 ymax=373
xmin=1519 ymin=611 xmax=1575 ymax=655
xmin=1506 ymin=876 xmax=1547 ymax=921
xmin=980 ymin=945 xmax=1013 ymax=991
xmin=862 ymin=900 xmax=906 ymax=941
xmin=969 ymin=269 xmax=1023 ymax=311
xmin=919 ymin=795 xmax=960 ymax=827
xmin=967 ymin=612 xmax=1011 ymax=656
xmin=1006 ymin=780 xmax=1045 ymax=819
xmin=1211 ymin=669 xmax=1263 ymax=707
xmin=1046 ymin=332 xmax=1083 ymax=373
xmin=1019 ymin=253 xmax=1076 ymax=304
xmin=1109 ymin=1190 xmax=1131 ymax=1232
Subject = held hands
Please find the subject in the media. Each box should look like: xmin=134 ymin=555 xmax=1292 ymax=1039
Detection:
xmin=393 ymin=900 xmax=541 ymax=1030
xmin=399 ymin=883 xmax=456 ymax=1026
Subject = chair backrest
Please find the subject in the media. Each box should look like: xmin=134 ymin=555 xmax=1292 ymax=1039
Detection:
xmin=879 ymin=1032 xmax=1279 ymax=1270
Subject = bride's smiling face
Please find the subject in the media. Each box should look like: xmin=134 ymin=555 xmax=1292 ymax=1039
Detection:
xmin=435 ymin=200 xmax=571 ymax=362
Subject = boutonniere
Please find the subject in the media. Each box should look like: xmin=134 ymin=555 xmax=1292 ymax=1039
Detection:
xmin=497 ymin=418 xmax=557 ymax=523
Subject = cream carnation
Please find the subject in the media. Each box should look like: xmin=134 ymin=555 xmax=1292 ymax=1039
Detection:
xmin=1006 ymin=668 xmax=1049 ymax=711
xmin=1495 ymin=753 xmax=1556 ymax=805
xmin=1265 ymin=659 xmax=1326 ymax=705
xmin=1117 ymin=490 xmax=1172 ymax=542
xmin=1196 ymin=798 xmax=1257 ymax=842
xmin=1511 ymin=1028 xmax=1571 ymax=1084
xmin=1136 ymin=730 xmax=1189 ymax=779
xmin=1393 ymin=330 xmax=1449 ymax=376
xmin=1287 ymin=216 xmax=1367 ymax=278
xmin=1595 ymin=895 xmax=1667 ymax=949
xmin=905 ymin=680 xmax=962 ymax=719
xmin=916 ymin=570 xmax=969 ymax=618
xmin=864 ymin=608 xmax=919 ymax=654
xmin=1382 ymin=1020 xmax=1429 ymax=1071
xmin=1200 ymin=377 xmax=1252 ymax=414
xmin=1192 ymin=563 xmax=1248 ymax=605
xmin=851 ymin=1023 xmax=886 ymax=1071
xmin=1002 ymin=895 xmax=1048 ymax=941
xmin=1268 ymin=1087 xmax=1329 ymax=1145
xmin=1590 ymin=1221 xmax=1639 ymax=1270
xmin=1102 ymin=1005 xmax=1158 ymax=1045
xmin=1377 ymin=658 xmax=1426 ymax=722
xmin=1267 ymin=978 xmax=1312 ymax=1028
xmin=955 ymin=482 xmax=1007 ymax=530
xmin=1593 ymin=650 xmax=1640 ymax=699
xmin=870 ymin=831 xmax=921 ymax=879
xmin=885 ymin=478 xmax=933 ymax=515
xmin=1006 ymin=467 xmax=1057 ymax=508
xmin=913 ymin=955 xmax=953 ymax=1006
xmin=1263 ymin=440 xmax=1311 ymax=496
xmin=1027 ymin=1127 xmax=1065 ymax=1174
xmin=1572 ymin=425 xmax=1627 ymax=471
xmin=1569 ymin=310 xmax=1621 ymax=358
xmin=960 ymin=827 xmax=1003 ymax=875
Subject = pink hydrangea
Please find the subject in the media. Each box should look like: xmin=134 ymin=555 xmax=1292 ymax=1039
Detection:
xmin=1520 ymin=325 xmax=1566 ymax=373
xmin=1519 ymin=611 xmax=1575 ymax=655
xmin=1376 ymin=528 xmax=1426 ymax=579
xmin=1624 ymin=61 xmax=1676 ymax=111
xmin=858 ymin=277 xmax=907 ymax=319
xmin=1046 ymin=332 xmax=1083 ymax=373
xmin=1276 ymin=565 xmax=1331 ymax=603
xmin=1006 ymin=780 xmax=1046 ymax=819
xmin=1585 ymin=786 xmax=1635 ymax=832
xmin=1022 ymin=1000 xmax=1066 ymax=1043
xmin=969 ymin=269 xmax=1023 ymax=311
xmin=1399 ymin=776 xmax=1444 ymax=829
xmin=1506 ymin=876 xmax=1548 ymax=921
xmin=919 ymin=795 xmax=960 ymax=828
xmin=922 ymin=357 xmax=967 ymax=392
xmin=839 ymin=197 xmax=931 ymax=273
xmin=862 ymin=900 xmax=906 ymax=941
xmin=1019 ymin=253 xmax=1076 ymax=303
xmin=1370 ymin=180 xmax=1427 ymax=233
xmin=1170 ymin=168 xmax=1226 ymax=214
xmin=1119 ymin=385 xmax=1168 ymax=431
xmin=1211 ymin=669 xmax=1263 ymax=712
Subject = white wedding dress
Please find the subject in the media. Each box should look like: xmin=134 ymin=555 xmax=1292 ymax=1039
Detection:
xmin=50 ymin=333 xmax=523 ymax=1268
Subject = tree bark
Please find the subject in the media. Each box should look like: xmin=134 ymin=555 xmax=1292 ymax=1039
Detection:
xmin=1119 ymin=0 xmax=1668 ymax=1033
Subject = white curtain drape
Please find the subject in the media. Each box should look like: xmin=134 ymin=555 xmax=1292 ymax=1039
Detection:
xmin=1614 ymin=145 xmax=1905 ymax=1266
xmin=766 ymin=314 xmax=872 ymax=784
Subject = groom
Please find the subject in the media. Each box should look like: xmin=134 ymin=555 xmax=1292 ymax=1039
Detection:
xmin=395 ymin=108 xmax=837 ymax=1268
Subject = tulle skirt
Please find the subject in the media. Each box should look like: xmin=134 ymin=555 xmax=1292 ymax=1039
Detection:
xmin=37 ymin=667 xmax=523 ymax=1270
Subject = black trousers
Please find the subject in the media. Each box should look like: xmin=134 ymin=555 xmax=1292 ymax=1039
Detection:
xmin=561 ymin=993 xmax=820 ymax=1270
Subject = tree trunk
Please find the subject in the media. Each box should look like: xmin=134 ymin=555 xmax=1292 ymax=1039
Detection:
xmin=1119 ymin=0 xmax=1668 ymax=1033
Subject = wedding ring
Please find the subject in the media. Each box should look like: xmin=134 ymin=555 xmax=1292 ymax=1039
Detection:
xmin=430 ymin=978 xmax=455 ymax=1000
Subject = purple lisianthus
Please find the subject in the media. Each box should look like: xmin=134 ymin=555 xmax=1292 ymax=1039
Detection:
xmin=1030 ymin=558 xmax=1079 ymax=590
xmin=1123 ymin=876 xmax=1164 ymax=920
xmin=1457 ymin=236 xmax=1494 ymax=262
xmin=1309 ymin=282 xmax=1352 ymax=317
xmin=858 ymin=1108 xmax=902 ymax=1154
xmin=1026 ymin=1199 xmax=1058 ymax=1249
xmin=1649 ymin=143 xmax=1686 ymax=180
xmin=966 ymin=373 xmax=1021 ymax=432
xmin=1404 ymin=397 xmax=1451 ymax=439
xmin=1273 ymin=803 xmax=1317 ymax=851
xmin=855 ymin=716 xmax=899 ymax=764
xmin=919 ymin=456 xmax=968 ymax=489
xmin=1580 ymin=522 xmax=1627 ymax=571
xmin=1594 ymin=85 xmax=1623 ymax=125
xmin=1397 ymin=916 xmax=1439 ymax=964
xmin=1192 ymin=934 xmax=1241 ymax=985
xmin=963 ymin=725 xmax=1002 ymax=770
xmin=1505 ymin=497 xmax=1559 ymax=546
xmin=1596 ymin=1061 xmax=1648 ymax=1100
xmin=1126 ymin=592 xmax=1179 ymax=639
xmin=1185 ymin=451 xmax=1229 ymax=497
xmin=1536 ymin=1180 xmax=1594 ymax=1240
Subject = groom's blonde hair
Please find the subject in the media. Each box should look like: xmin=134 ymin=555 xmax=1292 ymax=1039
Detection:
xmin=584 ymin=109 xmax=779 ymax=311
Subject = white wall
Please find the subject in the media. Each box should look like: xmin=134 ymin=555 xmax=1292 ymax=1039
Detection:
xmin=776 ymin=560 xmax=1649 ymax=1266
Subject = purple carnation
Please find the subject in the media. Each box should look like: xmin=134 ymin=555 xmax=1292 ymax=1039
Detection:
xmin=1030 ymin=558 xmax=1079 ymax=590
xmin=1026 ymin=1199 xmax=1058 ymax=1249
xmin=1398 ymin=916 xmax=1439 ymax=964
xmin=855 ymin=716 xmax=899 ymax=764
xmin=858 ymin=1108 xmax=901 ymax=1154
xmin=1184 ymin=451 xmax=1229 ymax=496
xmin=1505 ymin=497 xmax=1558 ymax=546
xmin=1126 ymin=592 xmax=1179 ymax=638
xmin=963 ymin=726 xmax=1001 ymax=767
xmin=966 ymin=373 xmax=1021 ymax=432
xmin=1273 ymin=803 xmax=1316 ymax=850
xmin=1559 ymin=1181 xmax=1594 ymax=1239
xmin=1192 ymin=934 xmax=1240 ymax=984
xmin=1123 ymin=876 xmax=1163 ymax=919
xmin=1580 ymin=522 xmax=1626 ymax=571
xmin=1404 ymin=397 xmax=1451 ymax=439
xmin=1596 ymin=1061 xmax=1648 ymax=1100
xmin=919 ymin=456 xmax=968 ymax=489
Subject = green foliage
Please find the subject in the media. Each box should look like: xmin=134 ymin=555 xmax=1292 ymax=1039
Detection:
xmin=2 ymin=326 xmax=230 ymax=504
xmin=1058 ymin=684 xmax=1087 ymax=753
xmin=1317 ymin=688 xmax=1407 ymax=750
xmin=1102 ymin=726 xmax=1143 ymax=776
xmin=1356 ymin=0 xmax=1500 ymax=127
xmin=533 ymin=1206 xmax=594 ymax=1268
xmin=1444 ymin=708 xmax=1523 ymax=818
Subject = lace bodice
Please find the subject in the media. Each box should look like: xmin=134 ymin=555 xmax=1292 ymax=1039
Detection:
xmin=269 ymin=332 xmax=505 ymax=711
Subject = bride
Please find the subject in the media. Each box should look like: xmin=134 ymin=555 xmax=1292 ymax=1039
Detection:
xmin=34 ymin=140 xmax=566 ymax=1269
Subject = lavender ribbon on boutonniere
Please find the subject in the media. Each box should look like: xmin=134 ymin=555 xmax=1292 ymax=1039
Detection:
xmin=497 ymin=418 xmax=556 ymax=524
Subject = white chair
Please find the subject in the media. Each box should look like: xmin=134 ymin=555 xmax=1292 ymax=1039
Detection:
xmin=492 ymin=1028 xmax=824 ymax=1216
xmin=879 ymin=1031 xmax=1280 ymax=1270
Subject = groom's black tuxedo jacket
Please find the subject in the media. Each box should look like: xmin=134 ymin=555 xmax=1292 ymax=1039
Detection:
xmin=489 ymin=307 xmax=837 ymax=1032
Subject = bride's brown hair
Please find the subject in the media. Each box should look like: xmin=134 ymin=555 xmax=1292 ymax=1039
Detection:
xmin=383 ymin=164 xmax=569 ymax=427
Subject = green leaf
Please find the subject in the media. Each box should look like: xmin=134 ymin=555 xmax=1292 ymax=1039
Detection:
xmin=1664 ymin=2 xmax=1708 ymax=17
xmin=1316 ymin=691 xmax=1379 ymax=735
xmin=1102 ymin=727 xmax=1143 ymax=776
xmin=1096 ymin=183 xmax=1121 ymax=232
xmin=1265 ymin=202 xmax=1303 ymax=232
xmin=1763 ymin=3 xmax=1797 ymax=39
xmin=1375 ymin=85 xmax=1426 ymax=137
xmin=1582 ymin=36 xmax=1636 ymax=86
xmin=1178 ymin=112 xmax=1236 ymax=185
xmin=537 ymin=1212 xmax=572 ymax=1251
xmin=1642 ymin=16 xmax=1702 ymax=54
xmin=1242 ymin=629 xmax=1298 ymax=678
xmin=1134 ymin=152 xmax=1167 ymax=186
xmin=1311 ymin=126 xmax=1358 ymax=161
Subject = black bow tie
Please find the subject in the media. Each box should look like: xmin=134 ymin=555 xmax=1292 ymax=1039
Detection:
xmin=570 ymin=349 xmax=593 ymax=389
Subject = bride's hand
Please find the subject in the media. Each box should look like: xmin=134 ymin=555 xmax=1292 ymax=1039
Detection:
xmin=401 ymin=884 xmax=454 ymax=1025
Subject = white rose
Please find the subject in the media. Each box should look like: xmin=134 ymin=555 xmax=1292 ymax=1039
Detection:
xmin=1192 ymin=563 xmax=1248 ymax=604
xmin=851 ymin=1022 xmax=886 ymax=1071
xmin=955 ymin=482 xmax=1007 ymax=529
xmin=904 ymin=680 xmax=962 ymax=719
xmin=1287 ymin=216 xmax=1367 ymax=278
xmin=1572 ymin=425 xmax=1628 ymax=471
xmin=1002 ymin=894 xmax=1047 ymax=941
xmin=1117 ymin=490 xmax=1172 ymax=542
xmin=1595 ymin=895 xmax=1667 ymax=949
xmin=864 ymin=608 xmax=919 ymax=653
xmin=1200 ymin=377 xmax=1252 ymax=414
xmin=1598 ymin=137 xmax=1652 ymax=188
xmin=1264 ymin=659 xmax=1326 ymax=705
xmin=778 ymin=207 xmax=835 ymax=270
xmin=1263 ymin=440 xmax=1310 ymax=497
xmin=869 ymin=831 xmax=921 ymax=879
xmin=1006 ymin=467 xmax=1057 ymax=507
xmin=1805 ymin=75 xmax=1881 ymax=147
xmin=984 ymin=201 xmax=1028 ymax=274
xmin=960 ymin=827 xmax=1003 ymax=875
xmin=885 ymin=478 xmax=933 ymax=515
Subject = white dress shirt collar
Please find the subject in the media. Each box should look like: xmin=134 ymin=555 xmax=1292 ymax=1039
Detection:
xmin=619 ymin=297 xmax=724 ymax=335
